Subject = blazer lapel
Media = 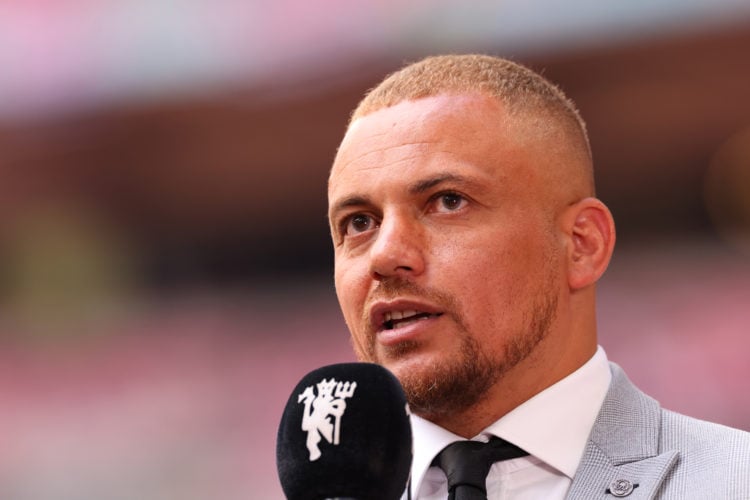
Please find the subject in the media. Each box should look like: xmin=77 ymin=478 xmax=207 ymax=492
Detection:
xmin=566 ymin=363 xmax=679 ymax=499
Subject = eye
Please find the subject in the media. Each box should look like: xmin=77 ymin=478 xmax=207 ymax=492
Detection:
xmin=432 ymin=192 xmax=468 ymax=213
xmin=342 ymin=213 xmax=378 ymax=236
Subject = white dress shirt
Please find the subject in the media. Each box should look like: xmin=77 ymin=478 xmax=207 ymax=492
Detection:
xmin=404 ymin=346 xmax=612 ymax=499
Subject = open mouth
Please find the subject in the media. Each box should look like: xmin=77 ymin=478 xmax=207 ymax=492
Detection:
xmin=382 ymin=310 xmax=443 ymax=330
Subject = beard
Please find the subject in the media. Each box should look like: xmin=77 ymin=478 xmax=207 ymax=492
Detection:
xmin=351 ymin=271 xmax=559 ymax=420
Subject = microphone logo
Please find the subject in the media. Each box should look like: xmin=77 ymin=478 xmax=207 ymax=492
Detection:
xmin=297 ymin=377 xmax=358 ymax=461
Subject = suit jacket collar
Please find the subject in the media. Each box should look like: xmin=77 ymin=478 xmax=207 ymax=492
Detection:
xmin=566 ymin=363 xmax=679 ymax=499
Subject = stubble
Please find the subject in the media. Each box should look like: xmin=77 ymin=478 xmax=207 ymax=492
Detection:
xmin=352 ymin=275 xmax=558 ymax=420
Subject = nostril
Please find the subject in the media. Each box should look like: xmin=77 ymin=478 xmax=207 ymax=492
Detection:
xmin=373 ymin=265 xmax=414 ymax=280
xmin=368 ymin=228 xmax=424 ymax=277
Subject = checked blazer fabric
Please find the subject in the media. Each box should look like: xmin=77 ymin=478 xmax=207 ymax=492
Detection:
xmin=567 ymin=363 xmax=750 ymax=499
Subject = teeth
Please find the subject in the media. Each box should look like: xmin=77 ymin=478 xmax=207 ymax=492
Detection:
xmin=384 ymin=310 xmax=419 ymax=322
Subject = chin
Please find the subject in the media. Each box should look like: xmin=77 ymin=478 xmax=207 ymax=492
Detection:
xmin=385 ymin=353 xmax=446 ymax=394
xmin=376 ymin=340 xmax=429 ymax=369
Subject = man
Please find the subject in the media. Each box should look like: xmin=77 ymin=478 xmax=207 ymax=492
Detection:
xmin=327 ymin=54 xmax=749 ymax=499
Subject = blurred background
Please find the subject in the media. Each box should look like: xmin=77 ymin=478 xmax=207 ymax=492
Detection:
xmin=1 ymin=1 xmax=749 ymax=498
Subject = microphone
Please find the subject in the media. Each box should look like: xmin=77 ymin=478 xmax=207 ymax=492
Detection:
xmin=276 ymin=363 xmax=413 ymax=500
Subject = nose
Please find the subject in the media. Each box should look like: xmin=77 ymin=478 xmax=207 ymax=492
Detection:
xmin=369 ymin=213 xmax=426 ymax=280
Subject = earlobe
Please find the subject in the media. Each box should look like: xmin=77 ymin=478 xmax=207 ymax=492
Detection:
xmin=566 ymin=198 xmax=616 ymax=290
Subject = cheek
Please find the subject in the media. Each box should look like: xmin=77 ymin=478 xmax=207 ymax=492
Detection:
xmin=439 ymin=229 xmax=546 ymax=325
xmin=334 ymin=265 xmax=374 ymax=362
xmin=334 ymin=263 xmax=367 ymax=326
xmin=441 ymin=228 xmax=534 ymax=282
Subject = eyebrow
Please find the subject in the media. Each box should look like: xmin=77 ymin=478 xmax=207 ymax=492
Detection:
xmin=329 ymin=172 xmax=485 ymax=218
xmin=408 ymin=173 xmax=482 ymax=194
xmin=329 ymin=195 xmax=372 ymax=219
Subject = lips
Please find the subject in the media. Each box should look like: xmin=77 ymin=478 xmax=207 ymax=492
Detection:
xmin=371 ymin=301 xmax=444 ymax=333
xmin=383 ymin=310 xmax=441 ymax=330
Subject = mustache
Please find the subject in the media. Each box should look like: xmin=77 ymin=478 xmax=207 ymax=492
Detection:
xmin=371 ymin=276 xmax=450 ymax=301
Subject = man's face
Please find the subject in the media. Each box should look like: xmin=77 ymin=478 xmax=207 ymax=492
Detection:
xmin=327 ymin=93 xmax=566 ymax=419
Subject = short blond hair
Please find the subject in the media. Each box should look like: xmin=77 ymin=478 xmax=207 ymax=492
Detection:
xmin=351 ymin=54 xmax=591 ymax=160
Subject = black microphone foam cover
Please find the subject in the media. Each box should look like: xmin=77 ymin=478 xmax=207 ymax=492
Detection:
xmin=276 ymin=363 xmax=412 ymax=500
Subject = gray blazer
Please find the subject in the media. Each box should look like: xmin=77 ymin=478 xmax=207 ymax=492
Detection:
xmin=567 ymin=363 xmax=750 ymax=499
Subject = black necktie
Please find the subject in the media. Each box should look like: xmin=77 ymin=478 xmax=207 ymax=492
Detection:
xmin=434 ymin=437 xmax=529 ymax=500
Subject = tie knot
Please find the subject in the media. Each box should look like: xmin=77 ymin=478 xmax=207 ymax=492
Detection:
xmin=434 ymin=437 xmax=528 ymax=500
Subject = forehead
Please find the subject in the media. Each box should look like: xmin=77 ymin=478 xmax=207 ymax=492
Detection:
xmin=328 ymin=93 xmax=525 ymax=196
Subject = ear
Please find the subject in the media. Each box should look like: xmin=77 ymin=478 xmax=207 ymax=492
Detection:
xmin=564 ymin=197 xmax=616 ymax=291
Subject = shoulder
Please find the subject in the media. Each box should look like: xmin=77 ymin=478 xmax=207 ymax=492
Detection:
xmin=660 ymin=408 xmax=750 ymax=463
xmin=657 ymin=409 xmax=750 ymax=498
xmin=570 ymin=362 xmax=749 ymax=498
xmin=601 ymin=363 xmax=750 ymax=496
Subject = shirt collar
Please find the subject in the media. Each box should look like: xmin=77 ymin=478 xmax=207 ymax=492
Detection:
xmin=408 ymin=346 xmax=611 ymax=495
